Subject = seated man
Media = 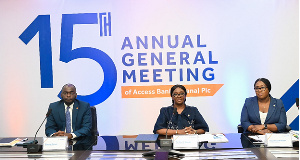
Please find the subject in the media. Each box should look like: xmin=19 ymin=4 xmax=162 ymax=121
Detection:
xmin=45 ymin=84 xmax=92 ymax=139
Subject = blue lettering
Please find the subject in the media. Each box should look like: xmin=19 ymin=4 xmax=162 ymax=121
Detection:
xmin=152 ymin=36 xmax=163 ymax=49
xmin=151 ymin=52 xmax=162 ymax=65
xmin=203 ymin=67 xmax=214 ymax=81
xmin=142 ymin=143 xmax=150 ymax=150
xmin=197 ymin=35 xmax=206 ymax=47
xmin=168 ymin=35 xmax=178 ymax=48
xmin=187 ymin=68 xmax=198 ymax=81
xmin=137 ymin=36 xmax=148 ymax=49
xmin=194 ymin=51 xmax=205 ymax=64
xmin=180 ymin=68 xmax=183 ymax=81
xmin=99 ymin=12 xmax=111 ymax=36
xmin=209 ymin=51 xmax=218 ymax=64
xmin=123 ymin=70 xmax=136 ymax=83
xmin=121 ymin=37 xmax=133 ymax=50
xmin=203 ymin=143 xmax=216 ymax=149
xmin=167 ymin=52 xmax=176 ymax=65
xmin=122 ymin=53 xmax=134 ymax=66
xmin=165 ymin=69 xmax=176 ymax=82
xmin=182 ymin=35 xmax=194 ymax=48
xmin=153 ymin=69 xmax=162 ymax=82
xmin=125 ymin=141 xmax=138 ymax=150
xmin=180 ymin=52 xmax=190 ymax=65
xmin=138 ymin=53 xmax=147 ymax=66
xmin=140 ymin=69 xmax=149 ymax=82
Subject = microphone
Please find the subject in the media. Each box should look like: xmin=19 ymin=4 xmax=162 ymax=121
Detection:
xmin=160 ymin=107 xmax=177 ymax=149
xmin=165 ymin=108 xmax=177 ymax=138
xmin=27 ymin=109 xmax=52 ymax=153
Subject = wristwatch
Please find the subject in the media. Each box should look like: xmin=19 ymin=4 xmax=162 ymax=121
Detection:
xmin=264 ymin=124 xmax=267 ymax=129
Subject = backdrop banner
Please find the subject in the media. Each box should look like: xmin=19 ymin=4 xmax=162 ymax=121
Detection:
xmin=0 ymin=0 xmax=298 ymax=137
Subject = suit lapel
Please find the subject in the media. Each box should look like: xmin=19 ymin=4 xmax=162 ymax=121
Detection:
xmin=252 ymin=97 xmax=261 ymax=122
xmin=265 ymin=96 xmax=276 ymax=123
xmin=72 ymin=100 xmax=79 ymax=131
xmin=58 ymin=101 xmax=66 ymax=130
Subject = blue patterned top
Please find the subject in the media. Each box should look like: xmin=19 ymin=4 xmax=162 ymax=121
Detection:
xmin=153 ymin=105 xmax=209 ymax=133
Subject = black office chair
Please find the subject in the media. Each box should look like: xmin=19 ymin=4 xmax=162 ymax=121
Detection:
xmin=237 ymin=124 xmax=244 ymax=133
xmin=90 ymin=106 xmax=99 ymax=136
xmin=237 ymin=124 xmax=291 ymax=133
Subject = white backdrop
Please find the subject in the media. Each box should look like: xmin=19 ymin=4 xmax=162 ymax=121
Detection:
xmin=0 ymin=0 xmax=298 ymax=137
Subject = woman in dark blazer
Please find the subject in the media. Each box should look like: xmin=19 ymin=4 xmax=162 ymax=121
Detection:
xmin=153 ymin=84 xmax=209 ymax=135
xmin=241 ymin=78 xmax=287 ymax=135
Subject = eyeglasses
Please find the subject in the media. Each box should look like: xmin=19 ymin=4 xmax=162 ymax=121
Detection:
xmin=254 ymin=87 xmax=267 ymax=92
xmin=172 ymin=93 xmax=185 ymax=97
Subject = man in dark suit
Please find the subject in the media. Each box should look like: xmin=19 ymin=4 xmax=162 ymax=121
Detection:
xmin=45 ymin=84 xmax=92 ymax=139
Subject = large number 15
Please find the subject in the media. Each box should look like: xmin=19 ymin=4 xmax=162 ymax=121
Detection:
xmin=19 ymin=14 xmax=117 ymax=106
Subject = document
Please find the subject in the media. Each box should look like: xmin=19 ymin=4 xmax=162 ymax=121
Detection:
xmin=265 ymin=133 xmax=293 ymax=147
xmin=173 ymin=134 xmax=199 ymax=149
xmin=270 ymin=149 xmax=299 ymax=158
xmin=0 ymin=138 xmax=21 ymax=146
xmin=197 ymin=134 xmax=229 ymax=143
xmin=248 ymin=135 xmax=265 ymax=143
xmin=172 ymin=134 xmax=229 ymax=149
xmin=43 ymin=137 xmax=68 ymax=151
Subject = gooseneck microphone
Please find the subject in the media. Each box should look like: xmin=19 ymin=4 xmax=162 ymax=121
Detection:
xmin=160 ymin=107 xmax=177 ymax=149
xmin=33 ymin=108 xmax=52 ymax=143
xmin=165 ymin=108 xmax=177 ymax=138
xmin=27 ymin=108 xmax=52 ymax=153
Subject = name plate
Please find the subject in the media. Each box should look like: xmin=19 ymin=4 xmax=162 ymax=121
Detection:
xmin=265 ymin=133 xmax=293 ymax=147
xmin=43 ymin=137 xmax=68 ymax=151
xmin=173 ymin=134 xmax=198 ymax=149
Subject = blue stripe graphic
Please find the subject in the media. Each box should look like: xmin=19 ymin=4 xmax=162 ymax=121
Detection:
xmin=280 ymin=79 xmax=299 ymax=130
xmin=101 ymin=136 xmax=120 ymax=150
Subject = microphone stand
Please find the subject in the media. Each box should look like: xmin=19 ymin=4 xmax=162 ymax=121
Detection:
xmin=160 ymin=108 xmax=177 ymax=149
xmin=143 ymin=108 xmax=184 ymax=158
xmin=27 ymin=109 xmax=52 ymax=153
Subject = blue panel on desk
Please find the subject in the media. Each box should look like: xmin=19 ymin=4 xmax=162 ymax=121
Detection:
xmin=135 ymin=134 xmax=159 ymax=143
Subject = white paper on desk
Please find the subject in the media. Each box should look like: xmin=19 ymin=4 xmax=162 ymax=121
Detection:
xmin=248 ymin=135 xmax=265 ymax=143
xmin=197 ymin=134 xmax=229 ymax=143
xmin=43 ymin=137 xmax=68 ymax=151
xmin=265 ymin=133 xmax=293 ymax=147
xmin=173 ymin=134 xmax=198 ymax=149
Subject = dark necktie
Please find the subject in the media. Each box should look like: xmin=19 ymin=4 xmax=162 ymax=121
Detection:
xmin=66 ymin=106 xmax=71 ymax=133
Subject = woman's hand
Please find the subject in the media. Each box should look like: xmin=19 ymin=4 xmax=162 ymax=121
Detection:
xmin=249 ymin=125 xmax=264 ymax=133
xmin=257 ymin=129 xmax=272 ymax=135
xmin=184 ymin=126 xmax=197 ymax=134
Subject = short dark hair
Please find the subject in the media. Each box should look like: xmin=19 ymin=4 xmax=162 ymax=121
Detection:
xmin=254 ymin=78 xmax=271 ymax=92
xmin=62 ymin=83 xmax=76 ymax=92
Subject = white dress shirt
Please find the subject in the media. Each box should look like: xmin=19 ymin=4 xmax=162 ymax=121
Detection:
xmin=259 ymin=111 xmax=268 ymax=125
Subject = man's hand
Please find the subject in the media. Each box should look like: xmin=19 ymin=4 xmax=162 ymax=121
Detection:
xmin=64 ymin=133 xmax=73 ymax=139
xmin=53 ymin=131 xmax=65 ymax=136
xmin=53 ymin=131 xmax=73 ymax=139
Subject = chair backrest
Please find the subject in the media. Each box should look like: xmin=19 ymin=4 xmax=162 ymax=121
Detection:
xmin=237 ymin=124 xmax=243 ymax=133
xmin=90 ymin=106 xmax=99 ymax=136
